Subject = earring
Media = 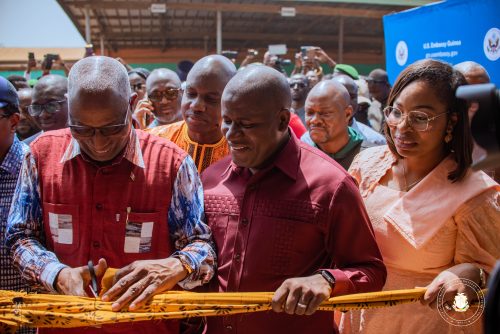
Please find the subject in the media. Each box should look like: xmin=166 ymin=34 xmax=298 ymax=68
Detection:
xmin=444 ymin=128 xmax=453 ymax=143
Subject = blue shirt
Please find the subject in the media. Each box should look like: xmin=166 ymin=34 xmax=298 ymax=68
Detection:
xmin=1 ymin=136 xmax=29 ymax=290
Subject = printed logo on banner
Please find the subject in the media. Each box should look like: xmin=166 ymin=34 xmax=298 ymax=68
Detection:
xmin=484 ymin=27 xmax=500 ymax=61
xmin=395 ymin=41 xmax=408 ymax=66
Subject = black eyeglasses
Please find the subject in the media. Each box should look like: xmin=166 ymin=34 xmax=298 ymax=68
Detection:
xmin=148 ymin=88 xmax=181 ymax=103
xmin=27 ymin=99 xmax=67 ymax=117
xmin=69 ymin=111 xmax=129 ymax=137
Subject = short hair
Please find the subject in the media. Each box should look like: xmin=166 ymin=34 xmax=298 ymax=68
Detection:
xmin=68 ymin=56 xmax=130 ymax=108
xmin=384 ymin=59 xmax=471 ymax=182
xmin=128 ymin=68 xmax=151 ymax=81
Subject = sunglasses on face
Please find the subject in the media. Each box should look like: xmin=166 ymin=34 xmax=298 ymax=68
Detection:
xmin=68 ymin=111 xmax=129 ymax=137
xmin=27 ymin=100 xmax=67 ymax=117
xmin=290 ymin=82 xmax=307 ymax=89
xmin=148 ymin=88 xmax=181 ymax=103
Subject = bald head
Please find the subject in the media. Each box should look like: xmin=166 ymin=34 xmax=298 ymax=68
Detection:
xmin=188 ymin=55 xmax=236 ymax=85
xmin=308 ymin=80 xmax=350 ymax=108
xmin=68 ymin=56 xmax=130 ymax=112
xmin=454 ymin=61 xmax=490 ymax=85
xmin=368 ymin=69 xmax=388 ymax=83
xmin=224 ymin=64 xmax=291 ymax=112
xmin=146 ymin=68 xmax=181 ymax=93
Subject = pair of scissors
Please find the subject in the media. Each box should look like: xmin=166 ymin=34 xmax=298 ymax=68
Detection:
xmin=88 ymin=260 xmax=98 ymax=298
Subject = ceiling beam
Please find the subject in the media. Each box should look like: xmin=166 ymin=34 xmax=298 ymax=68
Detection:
xmin=105 ymin=31 xmax=383 ymax=46
xmin=68 ymin=1 xmax=400 ymax=19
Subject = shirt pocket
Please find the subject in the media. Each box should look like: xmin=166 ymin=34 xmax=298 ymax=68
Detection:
xmin=118 ymin=211 xmax=161 ymax=261
xmin=42 ymin=202 xmax=80 ymax=256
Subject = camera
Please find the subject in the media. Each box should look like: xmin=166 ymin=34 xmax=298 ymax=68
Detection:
xmin=456 ymin=83 xmax=500 ymax=169
xmin=222 ymin=50 xmax=238 ymax=61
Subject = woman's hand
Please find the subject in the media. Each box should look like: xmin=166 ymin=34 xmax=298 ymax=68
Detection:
xmin=421 ymin=263 xmax=483 ymax=310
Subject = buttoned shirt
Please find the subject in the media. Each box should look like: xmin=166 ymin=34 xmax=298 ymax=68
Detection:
xmin=1 ymin=137 xmax=29 ymax=291
xmin=202 ymin=132 xmax=386 ymax=334
xmin=7 ymin=128 xmax=216 ymax=334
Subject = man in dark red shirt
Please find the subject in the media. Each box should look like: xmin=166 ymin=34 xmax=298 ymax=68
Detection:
xmin=201 ymin=65 xmax=386 ymax=334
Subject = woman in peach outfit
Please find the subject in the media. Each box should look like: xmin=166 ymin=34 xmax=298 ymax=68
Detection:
xmin=339 ymin=59 xmax=500 ymax=333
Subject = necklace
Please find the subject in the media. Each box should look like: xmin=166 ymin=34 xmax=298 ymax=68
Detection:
xmin=401 ymin=159 xmax=424 ymax=192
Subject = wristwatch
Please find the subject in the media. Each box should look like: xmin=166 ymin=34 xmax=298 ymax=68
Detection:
xmin=318 ymin=270 xmax=336 ymax=289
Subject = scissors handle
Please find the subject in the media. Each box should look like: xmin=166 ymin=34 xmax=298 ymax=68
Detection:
xmin=88 ymin=260 xmax=98 ymax=297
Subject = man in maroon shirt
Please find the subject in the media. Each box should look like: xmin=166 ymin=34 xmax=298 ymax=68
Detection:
xmin=201 ymin=65 xmax=386 ymax=334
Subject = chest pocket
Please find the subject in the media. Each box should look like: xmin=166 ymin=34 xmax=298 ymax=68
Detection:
xmin=118 ymin=211 xmax=161 ymax=261
xmin=251 ymin=199 xmax=327 ymax=276
xmin=42 ymin=202 xmax=80 ymax=256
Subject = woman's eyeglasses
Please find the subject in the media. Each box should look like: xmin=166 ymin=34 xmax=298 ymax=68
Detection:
xmin=384 ymin=106 xmax=449 ymax=132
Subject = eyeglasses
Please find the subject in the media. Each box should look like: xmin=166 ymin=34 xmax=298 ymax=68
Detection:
xmin=69 ymin=111 xmax=129 ymax=137
xmin=384 ymin=106 xmax=449 ymax=132
xmin=130 ymin=83 xmax=145 ymax=92
xmin=0 ymin=113 xmax=13 ymax=119
xmin=290 ymin=82 xmax=307 ymax=89
xmin=366 ymin=78 xmax=386 ymax=85
xmin=27 ymin=99 xmax=67 ymax=117
xmin=148 ymin=88 xmax=181 ymax=103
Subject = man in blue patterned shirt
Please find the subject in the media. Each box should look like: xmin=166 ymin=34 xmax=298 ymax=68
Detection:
xmin=6 ymin=57 xmax=216 ymax=334
xmin=0 ymin=76 xmax=30 ymax=291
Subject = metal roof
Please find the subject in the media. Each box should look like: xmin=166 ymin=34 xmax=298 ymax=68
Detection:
xmin=56 ymin=0 xmax=431 ymax=58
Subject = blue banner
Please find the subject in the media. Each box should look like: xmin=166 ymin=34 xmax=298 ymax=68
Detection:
xmin=383 ymin=0 xmax=500 ymax=85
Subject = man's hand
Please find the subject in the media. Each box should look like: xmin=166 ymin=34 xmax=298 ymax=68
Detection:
xmin=101 ymin=258 xmax=188 ymax=311
xmin=55 ymin=258 xmax=108 ymax=296
xmin=272 ymin=274 xmax=332 ymax=316
xmin=314 ymin=47 xmax=336 ymax=68
xmin=133 ymin=98 xmax=155 ymax=129
xmin=421 ymin=263 xmax=482 ymax=310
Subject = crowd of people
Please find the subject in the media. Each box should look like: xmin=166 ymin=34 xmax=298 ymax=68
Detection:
xmin=0 ymin=46 xmax=499 ymax=334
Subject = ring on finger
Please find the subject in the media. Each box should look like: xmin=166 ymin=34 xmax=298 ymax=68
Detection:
xmin=297 ymin=302 xmax=308 ymax=309
xmin=120 ymin=280 xmax=127 ymax=287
